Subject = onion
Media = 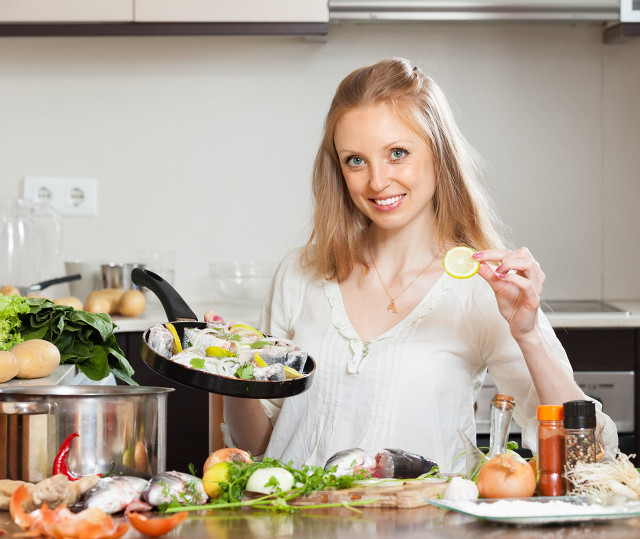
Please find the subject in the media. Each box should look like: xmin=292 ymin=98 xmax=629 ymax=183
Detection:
xmin=476 ymin=453 xmax=536 ymax=499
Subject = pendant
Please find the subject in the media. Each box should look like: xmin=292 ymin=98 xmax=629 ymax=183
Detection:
xmin=387 ymin=299 xmax=398 ymax=314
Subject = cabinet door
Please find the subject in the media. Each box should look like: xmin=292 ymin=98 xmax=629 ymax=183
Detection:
xmin=0 ymin=0 xmax=132 ymax=22
xmin=135 ymin=0 xmax=328 ymax=23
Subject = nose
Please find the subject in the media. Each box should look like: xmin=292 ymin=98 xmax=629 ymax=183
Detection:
xmin=368 ymin=162 xmax=391 ymax=192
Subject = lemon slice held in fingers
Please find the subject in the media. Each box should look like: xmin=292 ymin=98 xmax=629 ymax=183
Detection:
xmin=443 ymin=246 xmax=480 ymax=279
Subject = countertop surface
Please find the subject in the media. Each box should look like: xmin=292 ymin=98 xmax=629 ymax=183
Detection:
xmin=112 ymin=299 xmax=640 ymax=333
xmin=2 ymin=505 xmax=640 ymax=538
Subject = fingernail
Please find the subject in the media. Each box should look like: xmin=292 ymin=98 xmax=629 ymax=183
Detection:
xmin=472 ymin=252 xmax=483 ymax=260
xmin=495 ymin=265 xmax=503 ymax=273
xmin=498 ymin=273 xmax=509 ymax=279
xmin=213 ymin=315 xmax=224 ymax=322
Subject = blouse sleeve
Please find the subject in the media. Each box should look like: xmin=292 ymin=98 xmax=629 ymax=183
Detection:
xmin=256 ymin=248 xmax=307 ymax=426
xmin=465 ymin=280 xmax=618 ymax=457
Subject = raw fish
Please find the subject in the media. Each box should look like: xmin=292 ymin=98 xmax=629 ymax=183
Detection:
xmin=253 ymin=363 xmax=286 ymax=381
xmin=147 ymin=324 xmax=173 ymax=358
xmin=142 ymin=471 xmax=208 ymax=507
xmin=324 ymin=448 xmax=376 ymax=476
xmin=324 ymin=448 xmax=437 ymax=479
xmin=373 ymin=448 xmax=437 ymax=479
xmin=83 ymin=476 xmax=149 ymax=514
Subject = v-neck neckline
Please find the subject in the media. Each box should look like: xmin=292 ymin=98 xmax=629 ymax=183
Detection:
xmin=324 ymin=271 xmax=451 ymax=345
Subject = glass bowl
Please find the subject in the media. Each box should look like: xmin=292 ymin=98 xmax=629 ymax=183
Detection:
xmin=209 ymin=262 xmax=277 ymax=306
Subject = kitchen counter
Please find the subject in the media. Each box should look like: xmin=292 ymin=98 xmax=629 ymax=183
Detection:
xmin=112 ymin=300 xmax=640 ymax=333
xmin=2 ymin=505 xmax=640 ymax=538
xmin=0 ymin=364 xmax=77 ymax=388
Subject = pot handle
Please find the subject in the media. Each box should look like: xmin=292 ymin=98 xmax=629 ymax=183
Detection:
xmin=131 ymin=267 xmax=198 ymax=322
xmin=0 ymin=401 xmax=55 ymax=415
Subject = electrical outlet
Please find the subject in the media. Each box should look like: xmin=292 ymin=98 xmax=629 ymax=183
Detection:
xmin=23 ymin=177 xmax=98 ymax=217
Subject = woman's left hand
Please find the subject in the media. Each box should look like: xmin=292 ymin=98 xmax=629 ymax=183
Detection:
xmin=473 ymin=247 xmax=545 ymax=340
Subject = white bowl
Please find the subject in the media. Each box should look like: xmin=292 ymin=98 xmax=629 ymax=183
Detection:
xmin=209 ymin=262 xmax=277 ymax=306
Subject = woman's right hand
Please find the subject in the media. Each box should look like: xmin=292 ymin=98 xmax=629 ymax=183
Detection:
xmin=204 ymin=310 xmax=224 ymax=323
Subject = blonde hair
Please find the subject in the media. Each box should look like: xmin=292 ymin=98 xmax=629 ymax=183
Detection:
xmin=302 ymin=57 xmax=505 ymax=281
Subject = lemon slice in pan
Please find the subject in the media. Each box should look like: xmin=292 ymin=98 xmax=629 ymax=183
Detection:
xmin=229 ymin=323 xmax=264 ymax=338
xmin=206 ymin=346 xmax=235 ymax=358
xmin=165 ymin=323 xmax=182 ymax=354
xmin=283 ymin=366 xmax=304 ymax=379
xmin=443 ymin=246 xmax=480 ymax=279
xmin=253 ymin=352 xmax=268 ymax=368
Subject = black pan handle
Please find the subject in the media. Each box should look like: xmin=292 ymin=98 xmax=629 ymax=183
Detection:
xmin=32 ymin=274 xmax=82 ymax=292
xmin=131 ymin=268 xmax=198 ymax=322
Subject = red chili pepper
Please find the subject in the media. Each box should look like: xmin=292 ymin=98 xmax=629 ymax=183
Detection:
xmin=52 ymin=432 xmax=80 ymax=480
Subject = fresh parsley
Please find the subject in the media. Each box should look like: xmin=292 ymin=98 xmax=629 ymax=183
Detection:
xmin=165 ymin=457 xmax=372 ymax=514
xmin=235 ymin=363 xmax=254 ymax=380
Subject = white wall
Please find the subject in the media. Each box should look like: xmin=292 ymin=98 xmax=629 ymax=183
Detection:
xmin=1 ymin=22 xmax=639 ymax=306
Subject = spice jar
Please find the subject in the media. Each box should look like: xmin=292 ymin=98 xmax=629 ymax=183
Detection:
xmin=537 ymin=405 xmax=566 ymax=496
xmin=487 ymin=394 xmax=516 ymax=459
xmin=563 ymin=400 xmax=596 ymax=482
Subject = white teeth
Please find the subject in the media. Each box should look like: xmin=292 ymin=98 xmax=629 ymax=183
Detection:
xmin=374 ymin=196 xmax=402 ymax=206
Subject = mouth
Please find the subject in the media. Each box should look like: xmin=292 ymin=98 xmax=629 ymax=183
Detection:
xmin=370 ymin=194 xmax=405 ymax=211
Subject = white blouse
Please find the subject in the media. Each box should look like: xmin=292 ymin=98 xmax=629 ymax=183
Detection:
xmin=229 ymin=249 xmax=618 ymax=473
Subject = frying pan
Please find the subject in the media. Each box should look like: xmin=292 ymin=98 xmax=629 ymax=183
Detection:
xmin=131 ymin=268 xmax=316 ymax=399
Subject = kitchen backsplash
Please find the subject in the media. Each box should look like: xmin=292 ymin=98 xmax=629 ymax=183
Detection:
xmin=1 ymin=23 xmax=639 ymax=304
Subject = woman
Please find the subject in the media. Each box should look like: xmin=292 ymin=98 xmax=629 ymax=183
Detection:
xmin=206 ymin=58 xmax=617 ymax=472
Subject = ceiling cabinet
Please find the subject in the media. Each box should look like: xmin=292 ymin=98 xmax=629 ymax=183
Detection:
xmin=0 ymin=0 xmax=132 ymax=22
xmin=0 ymin=0 xmax=328 ymax=35
xmin=0 ymin=0 xmax=328 ymax=24
xmin=135 ymin=0 xmax=328 ymax=23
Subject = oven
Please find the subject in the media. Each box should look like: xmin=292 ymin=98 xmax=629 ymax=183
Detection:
xmin=475 ymin=371 xmax=636 ymax=459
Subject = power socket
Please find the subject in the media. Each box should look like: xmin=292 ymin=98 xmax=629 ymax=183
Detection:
xmin=22 ymin=177 xmax=98 ymax=217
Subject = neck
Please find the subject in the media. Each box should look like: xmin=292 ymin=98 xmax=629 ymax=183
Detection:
xmin=367 ymin=220 xmax=439 ymax=270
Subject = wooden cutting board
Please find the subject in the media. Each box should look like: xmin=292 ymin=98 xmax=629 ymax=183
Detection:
xmin=290 ymin=479 xmax=448 ymax=509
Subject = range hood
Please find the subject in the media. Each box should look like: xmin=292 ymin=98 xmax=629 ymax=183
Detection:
xmin=329 ymin=1 xmax=619 ymax=22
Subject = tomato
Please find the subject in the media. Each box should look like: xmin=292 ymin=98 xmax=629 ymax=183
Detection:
xmin=127 ymin=511 xmax=188 ymax=537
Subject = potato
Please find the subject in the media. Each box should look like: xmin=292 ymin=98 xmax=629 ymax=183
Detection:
xmin=118 ymin=290 xmax=146 ymax=317
xmin=0 ymin=285 xmax=20 ymax=296
xmin=0 ymin=351 xmax=19 ymax=383
xmin=84 ymin=292 xmax=112 ymax=313
xmin=84 ymin=289 xmax=124 ymax=314
xmin=11 ymin=340 xmax=60 ymax=379
xmin=98 ymin=288 xmax=125 ymax=311
xmin=54 ymin=296 xmax=83 ymax=310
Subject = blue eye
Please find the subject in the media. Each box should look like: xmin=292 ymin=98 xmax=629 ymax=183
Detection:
xmin=346 ymin=156 xmax=364 ymax=166
xmin=390 ymin=148 xmax=408 ymax=160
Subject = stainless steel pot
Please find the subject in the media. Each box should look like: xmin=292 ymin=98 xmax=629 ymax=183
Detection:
xmin=0 ymin=386 xmax=173 ymax=482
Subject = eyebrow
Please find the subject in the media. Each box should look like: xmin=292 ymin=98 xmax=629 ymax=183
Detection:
xmin=336 ymin=140 xmax=414 ymax=155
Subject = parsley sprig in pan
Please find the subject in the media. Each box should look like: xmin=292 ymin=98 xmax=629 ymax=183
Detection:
xmin=164 ymin=458 xmax=375 ymax=514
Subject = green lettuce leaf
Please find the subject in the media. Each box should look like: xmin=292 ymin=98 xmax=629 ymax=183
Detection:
xmin=0 ymin=295 xmax=30 ymax=351
xmin=19 ymin=298 xmax=137 ymax=385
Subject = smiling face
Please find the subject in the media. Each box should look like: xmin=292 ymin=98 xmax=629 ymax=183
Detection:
xmin=334 ymin=102 xmax=437 ymax=234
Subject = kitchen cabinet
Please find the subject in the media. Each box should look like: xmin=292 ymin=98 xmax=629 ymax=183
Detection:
xmin=0 ymin=0 xmax=328 ymax=35
xmin=0 ymin=0 xmax=131 ymax=22
xmin=135 ymin=0 xmax=329 ymax=23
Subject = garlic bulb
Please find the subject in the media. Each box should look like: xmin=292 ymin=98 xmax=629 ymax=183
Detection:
xmin=443 ymin=476 xmax=479 ymax=501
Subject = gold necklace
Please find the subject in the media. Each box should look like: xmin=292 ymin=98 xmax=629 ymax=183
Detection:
xmin=368 ymin=246 xmax=439 ymax=314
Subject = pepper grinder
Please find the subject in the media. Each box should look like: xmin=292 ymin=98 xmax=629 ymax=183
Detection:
xmin=487 ymin=394 xmax=516 ymax=458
